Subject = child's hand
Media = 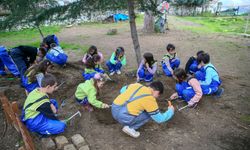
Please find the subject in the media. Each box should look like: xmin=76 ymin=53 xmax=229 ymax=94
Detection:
xmin=168 ymin=105 xmax=175 ymax=111
xmin=102 ymin=103 xmax=110 ymax=108
xmin=145 ymin=63 xmax=149 ymax=68
xmin=170 ymin=93 xmax=178 ymax=100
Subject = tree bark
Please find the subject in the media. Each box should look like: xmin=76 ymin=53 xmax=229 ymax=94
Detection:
xmin=142 ymin=10 xmax=154 ymax=33
xmin=127 ymin=0 xmax=141 ymax=66
xmin=36 ymin=24 xmax=44 ymax=39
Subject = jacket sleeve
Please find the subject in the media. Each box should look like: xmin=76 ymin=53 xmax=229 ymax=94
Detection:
xmin=87 ymin=89 xmax=103 ymax=108
xmin=82 ymin=54 xmax=87 ymax=64
xmin=199 ymin=68 xmax=214 ymax=85
xmin=150 ymin=108 xmax=174 ymax=123
xmin=188 ymin=78 xmax=203 ymax=106
xmin=147 ymin=62 xmax=157 ymax=74
xmin=37 ymin=102 xmax=58 ymax=120
xmin=109 ymin=52 xmax=116 ymax=65
xmin=121 ymin=55 xmax=126 ymax=66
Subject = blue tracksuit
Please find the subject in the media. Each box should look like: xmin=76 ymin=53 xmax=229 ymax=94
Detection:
xmin=46 ymin=46 xmax=67 ymax=66
xmin=0 ymin=46 xmax=20 ymax=76
xmin=195 ymin=63 xmax=221 ymax=95
xmin=162 ymin=54 xmax=180 ymax=77
xmin=175 ymin=79 xmax=195 ymax=102
xmin=22 ymin=99 xmax=66 ymax=135
xmin=82 ymin=65 xmax=105 ymax=80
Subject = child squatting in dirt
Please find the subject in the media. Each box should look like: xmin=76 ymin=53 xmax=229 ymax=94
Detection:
xmin=111 ymin=81 xmax=174 ymax=138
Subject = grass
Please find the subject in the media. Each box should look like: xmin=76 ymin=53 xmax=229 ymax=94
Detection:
xmin=0 ymin=25 xmax=88 ymax=53
xmin=240 ymin=115 xmax=250 ymax=124
xmin=175 ymin=16 xmax=249 ymax=34
xmin=0 ymin=26 xmax=61 ymax=47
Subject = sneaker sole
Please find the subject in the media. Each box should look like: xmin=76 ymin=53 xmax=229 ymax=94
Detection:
xmin=122 ymin=128 xmax=140 ymax=138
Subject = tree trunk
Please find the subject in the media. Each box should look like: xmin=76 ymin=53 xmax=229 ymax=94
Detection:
xmin=127 ymin=0 xmax=141 ymax=66
xmin=36 ymin=24 xmax=44 ymax=39
xmin=142 ymin=10 xmax=154 ymax=33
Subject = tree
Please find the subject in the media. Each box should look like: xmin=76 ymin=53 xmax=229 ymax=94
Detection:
xmin=128 ymin=0 xmax=142 ymax=65
xmin=0 ymin=0 xmax=142 ymax=65
xmin=0 ymin=0 xmax=59 ymax=38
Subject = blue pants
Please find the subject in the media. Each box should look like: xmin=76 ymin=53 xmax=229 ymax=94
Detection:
xmin=189 ymin=60 xmax=199 ymax=74
xmin=21 ymin=75 xmax=39 ymax=93
xmin=195 ymin=70 xmax=220 ymax=95
xmin=75 ymin=97 xmax=89 ymax=105
xmin=23 ymin=99 xmax=66 ymax=135
xmin=175 ymin=82 xmax=195 ymax=102
xmin=137 ymin=68 xmax=154 ymax=82
xmin=46 ymin=53 xmax=67 ymax=66
xmin=111 ymin=103 xmax=150 ymax=130
xmin=0 ymin=46 xmax=20 ymax=76
xmin=9 ymin=48 xmax=28 ymax=77
xmin=82 ymin=68 xmax=104 ymax=80
xmin=106 ymin=61 xmax=122 ymax=73
xmin=162 ymin=58 xmax=180 ymax=77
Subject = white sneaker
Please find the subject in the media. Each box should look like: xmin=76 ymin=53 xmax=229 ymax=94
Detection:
xmin=122 ymin=126 xmax=140 ymax=138
xmin=116 ymin=70 xmax=121 ymax=75
xmin=109 ymin=72 xmax=115 ymax=76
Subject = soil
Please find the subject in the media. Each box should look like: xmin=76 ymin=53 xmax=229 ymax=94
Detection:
xmin=1 ymin=17 xmax=250 ymax=150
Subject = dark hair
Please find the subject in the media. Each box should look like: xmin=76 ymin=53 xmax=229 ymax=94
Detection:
xmin=174 ymin=68 xmax=187 ymax=83
xmin=143 ymin=52 xmax=156 ymax=68
xmin=85 ymin=57 xmax=95 ymax=69
xmin=86 ymin=45 xmax=98 ymax=61
xmin=39 ymin=47 xmax=47 ymax=57
xmin=41 ymin=73 xmax=57 ymax=87
xmin=25 ymin=60 xmax=52 ymax=83
xmin=149 ymin=81 xmax=164 ymax=95
xmin=166 ymin=44 xmax=175 ymax=52
xmin=88 ymin=45 xmax=98 ymax=55
xmin=196 ymin=50 xmax=204 ymax=57
xmin=115 ymin=47 xmax=125 ymax=58
xmin=197 ymin=53 xmax=210 ymax=64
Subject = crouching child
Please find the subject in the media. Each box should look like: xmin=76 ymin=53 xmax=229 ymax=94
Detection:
xmin=21 ymin=74 xmax=66 ymax=135
xmin=170 ymin=68 xmax=202 ymax=107
xmin=75 ymin=76 xmax=110 ymax=111
xmin=111 ymin=81 xmax=174 ymax=138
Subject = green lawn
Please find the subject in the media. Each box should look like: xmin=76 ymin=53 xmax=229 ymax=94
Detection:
xmin=175 ymin=16 xmax=249 ymax=34
xmin=0 ymin=25 xmax=89 ymax=52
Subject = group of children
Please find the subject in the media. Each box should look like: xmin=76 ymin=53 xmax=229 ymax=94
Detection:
xmin=1 ymin=37 xmax=224 ymax=138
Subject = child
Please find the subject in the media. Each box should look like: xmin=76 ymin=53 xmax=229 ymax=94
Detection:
xmin=46 ymin=43 xmax=68 ymax=66
xmin=106 ymin=47 xmax=126 ymax=75
xmin=185 ymin=50 xmax=204 ymax=74
xmin=137 ymin=52 xmax=157 ymax=82
xmin=82 ymin=45 xmax=104 ymax=64
xmin=170 ymin=68 xmax=202 ymax=107
xmin=112 ymin=81 xmax=174 ymax=138
xmin=161 ymin=44 xmax=180 ymax=77
xmin=82 ymin=54 xmax=105 ymax=80
xmin=75 ymin=76 xmax=110 ymax=111
xmin=22 ymin=60 xmax=52 ymax=94
xmin=195 ymin=53 xmax=224 ymax=97
xmin=0 ymin=45 xmax=47 ymax=78
xmin=21 ymin=74 xmax=66 ymax=135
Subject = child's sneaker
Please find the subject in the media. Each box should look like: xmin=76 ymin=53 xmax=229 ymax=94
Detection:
xmin=110 ymin=72 xmax=115 ymax=76
xmin=214 ymin=87 xmax=224 ymax=98
xmin=116 ymin=70 xmax=121 ymax=75
xmin=122 ymin=126 xmax=140 ymax=138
